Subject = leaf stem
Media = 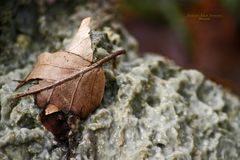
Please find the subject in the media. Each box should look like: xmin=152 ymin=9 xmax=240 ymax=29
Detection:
xmin=15 ymin=49 xmax=126 ymax=98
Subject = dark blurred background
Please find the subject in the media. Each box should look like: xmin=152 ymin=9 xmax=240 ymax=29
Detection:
xmin=119 ymin=0 xmax=240 ymax=95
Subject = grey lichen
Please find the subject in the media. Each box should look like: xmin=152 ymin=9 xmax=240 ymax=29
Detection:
xmin=1 ymin=1 xmax=240 ymax=160
xmin=1 ymin=50 xmax=240 ymax=159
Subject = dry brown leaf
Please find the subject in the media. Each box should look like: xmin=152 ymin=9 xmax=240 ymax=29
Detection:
xmin=17 ymin=17 xmax=106 ymax=118
xmin=15 ymin=17 xmax=126 ymax=156
xmin=45 ymin=104 xmax=60 ymax=115
xmin=65 ymin=17 xmax=93 ymax=61
xmin=24 ymin=51 xmax=91 ymax=82
xmin=31 ymin=67 xmax=105 ymax=118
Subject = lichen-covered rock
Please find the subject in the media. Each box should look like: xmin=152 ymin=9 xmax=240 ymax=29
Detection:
xmin=1 ymin=52 xmax=240 ymax=159
xmin=1 ymin=1 xmax=240 ymax=160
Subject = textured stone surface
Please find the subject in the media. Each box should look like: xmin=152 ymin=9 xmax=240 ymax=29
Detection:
xmin=1 ymin=1 xmax=240 ymax=160
xmin=1 ymin=52 xmax=240 ymax=159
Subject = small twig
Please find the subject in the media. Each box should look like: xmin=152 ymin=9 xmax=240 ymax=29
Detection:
xmin=15 ymin=49 xmax=126 ymax=98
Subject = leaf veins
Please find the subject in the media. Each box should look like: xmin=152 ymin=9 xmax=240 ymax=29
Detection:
xmin=15 ymin=17 xmax=125 ymax=118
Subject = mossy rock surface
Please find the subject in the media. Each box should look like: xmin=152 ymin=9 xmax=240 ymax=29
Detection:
xmin=0 ymin=1 xmax=240 ymax=160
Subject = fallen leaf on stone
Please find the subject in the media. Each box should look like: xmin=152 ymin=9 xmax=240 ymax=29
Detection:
xmin=17 ymin=17 xmax=105 ymax=118
xmin=15 ymin=17 xmax=125 ymax=159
